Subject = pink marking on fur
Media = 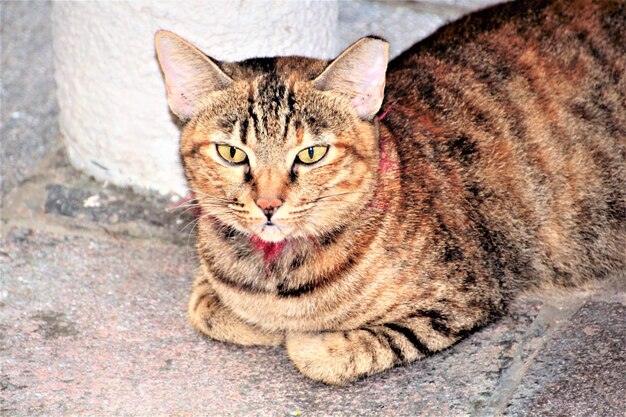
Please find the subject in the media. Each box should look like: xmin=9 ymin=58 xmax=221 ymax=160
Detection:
xmin=371 ymin=105 xmax=399 ymax=211
xmin=371 ymin=196 xmax=389 ymax=211
xmin=378 ymin=104 xmax=396 ymax=121
xmin=377 ymin=105 xmax=399 ymax=175
xmin=307 ymin=235 xmax=322 ymax=252
xmin=371 ymin=139 xmax=394 ymax=211
xmin=250 ymin=235 xmax=287 ymax=266
xmin=379 ymin=143 xmax=396 ymax=174
xmin=378 ymin=131 xmax=398 ymax=175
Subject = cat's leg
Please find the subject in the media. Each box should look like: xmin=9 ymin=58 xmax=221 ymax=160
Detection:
xmin=189 ymin=271 xmax=283 ymax=346
xmin=286 ymin=313 xmax=488 ymax=385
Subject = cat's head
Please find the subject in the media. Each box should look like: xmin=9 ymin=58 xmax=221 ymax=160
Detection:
xmin=155 ymin=31 xmax=388 ymax=243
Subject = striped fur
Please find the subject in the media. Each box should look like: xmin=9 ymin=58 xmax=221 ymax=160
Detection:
xmin=156 ymin=0 xmax=625 ymax=385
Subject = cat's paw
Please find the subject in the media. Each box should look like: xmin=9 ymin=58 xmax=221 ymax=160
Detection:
xmin=285 ymin=330 xmax=395 ymax=385
xmin=189 ymin=283 xmax=283 ymax=346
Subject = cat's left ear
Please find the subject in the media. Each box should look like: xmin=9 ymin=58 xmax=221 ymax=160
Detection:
xmin=314 ymin=37 xmax=389 ymax=120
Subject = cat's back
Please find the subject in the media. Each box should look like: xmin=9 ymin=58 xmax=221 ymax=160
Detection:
xmin=380 ymin=0 xmax=625 ymax=288
xmin=385 ymin=0 xmax=625 ymax=118
xmin=388 ymin=0 xmax=624 ymax=77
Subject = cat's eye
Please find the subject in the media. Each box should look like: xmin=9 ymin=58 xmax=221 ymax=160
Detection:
xmin=216 ymin=144 xmax=247 ymax=164
xmin=296 ymin=146 xmax=329 ymax=165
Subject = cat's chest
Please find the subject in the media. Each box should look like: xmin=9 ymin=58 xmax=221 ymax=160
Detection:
xmin=202 ymin=228 xmax=311 ymax=287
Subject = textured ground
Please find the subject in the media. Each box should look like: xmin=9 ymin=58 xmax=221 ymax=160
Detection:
xmin=1 ymin=1 xmax=625 ymax=416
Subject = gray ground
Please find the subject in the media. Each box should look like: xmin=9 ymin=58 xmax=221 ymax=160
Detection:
xmin=1 ymin=0 xmax=58 ymax=208
xmin=1 ymin=2 xmax=625 ymax=416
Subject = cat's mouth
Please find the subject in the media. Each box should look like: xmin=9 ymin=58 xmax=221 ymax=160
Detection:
xmin=251 ymin=220 xmax=291 ymax=243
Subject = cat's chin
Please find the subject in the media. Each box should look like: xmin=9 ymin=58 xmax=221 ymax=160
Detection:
xmin=252 ymin=223 xmax=290 ymax=243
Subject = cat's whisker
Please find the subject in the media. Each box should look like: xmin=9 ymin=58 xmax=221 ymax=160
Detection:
xmin=184 ymin=218 xmax=201 ymax=247
xmin=166 ymin=200 xmax=201 ymax=212
xmin=185 ymin=211 xmax=225 ymax=248
xmin=195 ymin=198 xmax=228 ymax=205
xmin=179 ymin=217 xmax=202 ymax=235
xmin=192 ymin=190 xmax=237 ymax=203
xmin=285 ymin=215 xmax=325 ymax=237
xmin=191 ymin=189 xmax=226 ymax=198
xmin=172 ymin=204 xmax=203 ymax=217
xmin=312 ymin=191 xmax=358 ymax=202
xmin=227 ymin=204 xmax=248 ymax=213
xmin=181 ymin=209 xmax=242 ymax=248
xmin=179 ymin=209 xmax=229 ymax=233
xmin=281 ymin=213 xmax=313 ymax=222
xmin=288 ymin=206 xmax=313 ymax=215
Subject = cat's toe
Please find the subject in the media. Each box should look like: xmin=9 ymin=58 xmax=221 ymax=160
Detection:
xmin=285 ymin=331 xmax=379 ymax=385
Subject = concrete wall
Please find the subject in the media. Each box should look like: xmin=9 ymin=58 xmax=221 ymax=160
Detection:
xmin=52 ymin=1 xmax=339 ymax=197
xmin=52 ymin=0 xmax=501 ymax=197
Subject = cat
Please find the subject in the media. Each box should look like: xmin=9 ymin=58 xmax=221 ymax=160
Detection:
xmin=155 ymin=0 xmax=625 ymax=385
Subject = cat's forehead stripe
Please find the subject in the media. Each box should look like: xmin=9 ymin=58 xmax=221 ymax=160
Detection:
xmin=242 ymin=73 xmax=295 ymax=145
xmin=247 ymin=91 xmax=260 ymax=143
xmin=239 ymin=118 xmax=249 ymax=146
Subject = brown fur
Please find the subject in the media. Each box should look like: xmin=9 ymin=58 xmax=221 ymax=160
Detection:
xmin=156 ymin=0 xmax=625 ymax=385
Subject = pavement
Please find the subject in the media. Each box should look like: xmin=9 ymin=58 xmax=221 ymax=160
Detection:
xmin=0 ymin=0 xmax=59 ymax=208
xmin=1 ymin=2 xmax=625 ymax=416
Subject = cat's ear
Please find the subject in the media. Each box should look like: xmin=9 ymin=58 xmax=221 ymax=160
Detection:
xmin=314 ymin=37 xmax=389 ymax=120
xmin=155 ymin=30 xmax=232 ymax=121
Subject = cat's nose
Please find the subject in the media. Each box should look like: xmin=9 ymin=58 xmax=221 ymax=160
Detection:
xmin=256 ymin=198 xmax=283 ymax=221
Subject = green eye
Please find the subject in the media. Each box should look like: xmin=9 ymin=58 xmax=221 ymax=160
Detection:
xmin=216 ymin=144 xmax=247 ymax=164
xmin=297 ymin=146 xmax=328 ymax=164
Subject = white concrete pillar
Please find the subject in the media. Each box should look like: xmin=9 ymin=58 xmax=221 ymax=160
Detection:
xmin=52 ymin=1 xmax=339 ymax=196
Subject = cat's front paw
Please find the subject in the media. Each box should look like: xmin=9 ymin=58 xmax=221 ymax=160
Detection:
xmin=285 ymin=330 xmax=396 ymax=385
xmin=189 ymin=280 xmax=283 ymax=346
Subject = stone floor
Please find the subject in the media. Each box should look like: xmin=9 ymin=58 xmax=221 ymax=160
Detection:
xmin=2 ymin=1 xmax=625 ymax=416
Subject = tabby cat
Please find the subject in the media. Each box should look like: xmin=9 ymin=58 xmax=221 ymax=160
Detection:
xmin=155 ymin=0 xmax=625 ymax=385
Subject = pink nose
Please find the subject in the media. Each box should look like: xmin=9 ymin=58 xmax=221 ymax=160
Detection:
xmin=256 ymin=198 xmax=283 ymax=220
xmin=256 ymin=198 xmax=282 ymax=210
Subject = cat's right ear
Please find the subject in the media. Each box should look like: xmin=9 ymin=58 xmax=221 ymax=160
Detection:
xmin=154 ymin=30 xmax=232 ymax=121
